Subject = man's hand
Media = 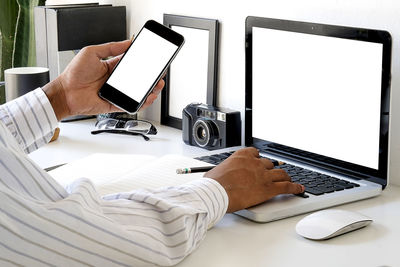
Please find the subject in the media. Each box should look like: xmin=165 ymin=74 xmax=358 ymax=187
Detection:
xmin=204 ymin=147 xmax=305 ymax=213
xmin=43 ymin=40 xmax=165 ymax=121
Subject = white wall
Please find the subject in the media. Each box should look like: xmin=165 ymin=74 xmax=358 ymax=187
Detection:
xmin=54 ymin=0 xmax=400 ymax=186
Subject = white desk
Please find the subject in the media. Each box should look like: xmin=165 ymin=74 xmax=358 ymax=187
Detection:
xmin=30 ymin=120 xmax=400 ymax=267
xmin=30 ymin=119 xmax=207 ymax=169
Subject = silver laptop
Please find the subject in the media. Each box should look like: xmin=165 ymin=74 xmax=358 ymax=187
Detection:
xmin=196 ymin=16 xmax=392 ymax=222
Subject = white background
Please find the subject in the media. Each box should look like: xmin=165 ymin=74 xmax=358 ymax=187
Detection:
xmin=252 ymin=27 xmax=382 ymax=169
xmin=47 ymin=0 xmax=400 ymax=185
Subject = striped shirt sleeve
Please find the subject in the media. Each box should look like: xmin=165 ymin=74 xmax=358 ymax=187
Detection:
xmin=0 ymin=98 xmax=229 ymax=266
xmin=0 ymin=88 xmax=58 ymax=153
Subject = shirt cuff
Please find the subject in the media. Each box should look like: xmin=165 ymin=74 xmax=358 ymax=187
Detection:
xmin=1 ymin=88 xmax=58 ymax=153
xmin=185 ymin=177 xmax=229 ymax=229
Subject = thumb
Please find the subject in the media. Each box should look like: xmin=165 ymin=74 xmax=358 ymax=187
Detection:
xmin=105 ymin=55 xmax=123 ymax=74
xmin=93 ymin=40 xmax=131 ymax=59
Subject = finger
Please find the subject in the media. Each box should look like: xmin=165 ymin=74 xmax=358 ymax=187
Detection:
xmin=152 ymin=79 xmax=165 ymax=95
xmin=147 ymin=93 xmax=158 ymax=103
xmin=235 ymin=147 xmax=259 ymax=157
xmin=265 ymin=169 xmax=291 ymax=182
xmin=90 ymin=40 xmax=131 ymax=60
xmin=140 ymin=94 xmax=158 ymax=110
xmin=107 ymin=103 xmax=123 ymax=113
xmin=139 ymin=80 xmax=164 ymax=110
xmin=259 ymin=157 xmax=274 ymax=170
xmin=273 ymin=181 xmax=305 ymax=195
xmin=105 ymin=54 xmax=123 ymax=73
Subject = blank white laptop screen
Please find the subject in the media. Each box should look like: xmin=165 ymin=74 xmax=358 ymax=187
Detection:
xmin=252 ymin=27 xmax=383 ymax=170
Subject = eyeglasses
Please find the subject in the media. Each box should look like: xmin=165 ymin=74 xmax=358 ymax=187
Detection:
xmin=91 ymin=119 xmax=157 ymax=141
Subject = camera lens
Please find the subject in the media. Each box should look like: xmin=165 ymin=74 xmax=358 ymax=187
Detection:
xmin=193 ymin=119 xmax=219 ymax=148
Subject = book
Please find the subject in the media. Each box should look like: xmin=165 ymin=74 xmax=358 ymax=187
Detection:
xmin=34 ymin=3 xmax=101 ymax=68
xmin=49 ymin=153 xmax=214 ymax=196
xmin=34 ymin=4 xmax=126 ymax=80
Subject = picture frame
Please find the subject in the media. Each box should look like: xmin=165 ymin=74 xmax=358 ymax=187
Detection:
xmin=161 ymin=14 xmax=219 ymax=129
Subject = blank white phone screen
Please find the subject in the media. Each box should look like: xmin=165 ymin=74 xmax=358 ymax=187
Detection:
xmin=252 ymin=27 xmax=383 ymax=169
xmin=107 ymin=28 xmax=178 ymax=103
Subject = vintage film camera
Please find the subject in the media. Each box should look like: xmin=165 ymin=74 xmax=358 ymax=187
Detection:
xmin=182 ymin=103 xmax=241 ymax=150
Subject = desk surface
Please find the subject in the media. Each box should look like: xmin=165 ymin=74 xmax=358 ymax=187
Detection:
xmin=30 ymin=120 xmax=400 ymax=267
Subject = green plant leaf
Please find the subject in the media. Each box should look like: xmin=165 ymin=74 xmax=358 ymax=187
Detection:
xmin=0 ymin=0 xmax=19 ymax=104
xmin=0 ymin=31 xmax=3 ymax=103
xmin=0 ymin=0 xmax=19 ymax=80
xmin=13 ymin=0 xmax=45 ymax=67
xmin=13 ymin=0 xmax=39 ymax=67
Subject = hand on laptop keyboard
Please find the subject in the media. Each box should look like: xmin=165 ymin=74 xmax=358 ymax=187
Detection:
xmin=202 ymin=147 xmax=305 ymax=213
xmin=196 ymin=149 xmax=361 ymax=200
xmin=275 ymin=163 xmax=360 ymax=195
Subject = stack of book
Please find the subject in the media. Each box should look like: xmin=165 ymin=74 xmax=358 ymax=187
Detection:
xmin=34 ymin=3 xmax=127 ymax=121
xmin=34 ymin=3 xmax=127 ymax=80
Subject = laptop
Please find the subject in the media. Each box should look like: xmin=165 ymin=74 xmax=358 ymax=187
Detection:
xmin=195 ymin=16 xmax=392 ymax=222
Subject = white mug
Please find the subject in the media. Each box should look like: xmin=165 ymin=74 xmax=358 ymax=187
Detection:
xmin=5 ymin=67 xmax=49 ymax=102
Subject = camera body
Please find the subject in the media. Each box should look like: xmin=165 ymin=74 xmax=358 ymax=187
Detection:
xmin=182 ymin=103 xmax=241 ymax=150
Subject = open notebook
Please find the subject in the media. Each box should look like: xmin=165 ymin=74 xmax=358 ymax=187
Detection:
xmin=49 ymin=153 xmax=213 ymax=196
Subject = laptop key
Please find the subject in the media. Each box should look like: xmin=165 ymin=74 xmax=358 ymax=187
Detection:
xmin=334 ymin=185 xmax=345 ymax=191
xmin=304 ymin=187 xmax=324 ymax=196
xmin=208 ymin=156 xmax=222 ymax=162
xmin=336 ymin=181 xmax=350 ymax=187
xmin=316 ymin=186 xmax=335 ymax=194
xmin=211 ymin=154 xmax=228 ymax=160
xmin=307 ymin=182 xmax=320 ymax=187
xmin=295 ymin=192 xmax=309 ymax=198
xmin=348 ymin=182 xmax=360 ymax=187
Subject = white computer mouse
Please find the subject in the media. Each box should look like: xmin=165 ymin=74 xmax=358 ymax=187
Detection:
xmin=295 ymin=209 xmax=373 ymax=240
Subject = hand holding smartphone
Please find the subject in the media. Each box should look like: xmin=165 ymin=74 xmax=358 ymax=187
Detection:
xmin=98 ymin=20 xmax=185 ymax=114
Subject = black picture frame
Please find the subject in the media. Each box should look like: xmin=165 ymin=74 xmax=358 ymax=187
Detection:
xmin=161 ymin=14 xmax=219 ymax=129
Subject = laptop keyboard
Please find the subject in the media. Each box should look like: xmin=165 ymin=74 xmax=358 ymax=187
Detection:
xmin=194 ymin=151 xmax=360 ymax=197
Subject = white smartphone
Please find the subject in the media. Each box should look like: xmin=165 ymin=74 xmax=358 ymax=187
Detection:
xmin=98 ymin=20 xmax=185 ymax=114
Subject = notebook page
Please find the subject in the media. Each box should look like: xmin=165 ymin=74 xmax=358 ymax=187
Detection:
xmin=49 ymin=153 xmax=156 ymax=189
xmin=98 ymin=154 xmax=214 ymax=195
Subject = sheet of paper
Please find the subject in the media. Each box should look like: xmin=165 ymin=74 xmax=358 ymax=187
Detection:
xmin=49 ymin=153 xmax=156 ymax=189
xmin=49 ymin=153 xmax=214 ymax=196
xmin=97 ymin=154 xmax=214 ymax=195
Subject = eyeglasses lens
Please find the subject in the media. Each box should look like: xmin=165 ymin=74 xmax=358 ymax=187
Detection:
xmin=125 ymin=121 xmax=152 ymax=134
xmin=96 ymin=119 xmax=153 ymax=134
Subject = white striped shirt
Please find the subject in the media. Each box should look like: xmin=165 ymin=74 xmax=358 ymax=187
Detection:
xmin=0 ymin=89 xmax=228 ymax=266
